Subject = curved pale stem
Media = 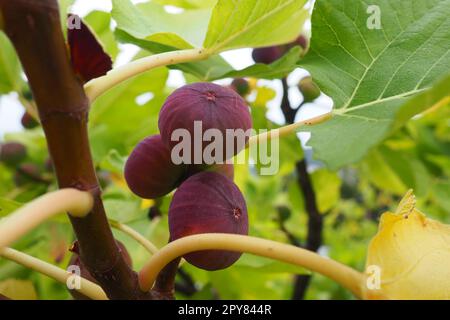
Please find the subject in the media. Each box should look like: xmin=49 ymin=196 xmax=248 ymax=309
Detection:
xmin=247 ymin=112 xmax=332 ymax=147
xmin=0 ymin=189 xmax=94 ymax=249
xmin=138 ymin=233 xmax=364 ymax=298
xmin=84 ymin=48 xmax=209 ymax=102
xmin=0 ymin=247 xmax=107 ymax=300
xmin=109 ymin=220 xmax=159 ymax=255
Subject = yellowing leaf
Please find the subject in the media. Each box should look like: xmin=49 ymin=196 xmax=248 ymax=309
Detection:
xmin=0 ymin=279 xmax=38 ymax=300
xmin=364 ymin=190 xmax=450 ymax=300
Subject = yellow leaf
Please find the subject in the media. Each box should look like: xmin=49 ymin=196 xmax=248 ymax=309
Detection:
xmin=364 ymin=190 xmax=450 ymax=299
xmin=0 ymin=279 xmax=38 ymax=300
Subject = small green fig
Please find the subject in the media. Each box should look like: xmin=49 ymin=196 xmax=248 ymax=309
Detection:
xmin=298 ymin=76 xmax=321 ymax=102
xmin=230 ymin=78 xmax=250 ymax=96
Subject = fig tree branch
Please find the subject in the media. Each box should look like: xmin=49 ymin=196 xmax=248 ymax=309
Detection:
xmin=278 ymin=79 xmax=324 ymax=300
xmin=0 ymin=247 xmax=107 ymax=300
xmin=292 ymin=160 xmax=324 ymax=300
xmin=0 ymin=0 xmax=150 ymax=299
xmin=84 ymin=48 xmax=209 ymax=102
xmin=0 ymin=189 xmax=93 ymax=249
xmin=138 ymin=234 xmax=364 ymax=298
xmin=152 ymin=257 xmax=181 ymax=299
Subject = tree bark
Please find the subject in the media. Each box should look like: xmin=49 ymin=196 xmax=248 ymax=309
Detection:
xmin=278 ymin=78 xmax=324 ymax=300
xmin=0 ymin=0 xmax=152 ymax=299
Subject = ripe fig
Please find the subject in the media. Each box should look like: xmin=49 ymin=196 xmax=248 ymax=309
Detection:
xmin=185 ymin=163 xmax=234 ymax=181
xmin=0 ymin=142 xmax=27 ymax=166
xmin=230 ymin=78 xmax=250 ymax=96
xmin=169 ymin=171 xmax=248 ymax=271
xmin=21 ymin=112 xmax=39 ymax=129
xmin=252 ymin=46 xmax=286 ymax=64
xmin=124 ymin=134 xmax=185 ymax=199
xmin=158 ymin=83 xmax=252 ymax=164
xmin=298 ymin=76 xmax=321 ymax=102
xmin=67 ymin=241 xmax=131 ymax=300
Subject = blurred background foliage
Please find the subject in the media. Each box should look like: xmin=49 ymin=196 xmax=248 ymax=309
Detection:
xmin=0 ymin=0 xmax=449 ymax=300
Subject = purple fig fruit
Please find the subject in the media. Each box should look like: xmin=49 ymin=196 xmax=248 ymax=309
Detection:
xmin=158 ymin=83 xmax=252 ymax=165
xmin=124 ymin=134 xmax=186 ymax=199
xmin=0 ymin=142 xmax=27 ymax=166
xmin=252 ymin=46 xmax=286 ymax=64
xmin=168 ymin=171 xmax=248 ymax=271
xmin=185 ymin=163 xmax=234 ymax=181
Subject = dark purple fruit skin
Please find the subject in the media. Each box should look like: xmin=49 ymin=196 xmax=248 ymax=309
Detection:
xmin=159 ymin=83 xmax=252 ymax=164
xmin=0 ymin=142 xmax=27 ymax=166
xmin=68 ymin=241 xmax=131 ymax=300
xmin=21 ymin=112 xmax=39 ymax=129
xmin=169 ymin=171 xmax=248 ymax=271
xmin=125 ymin=135 xmax=185 ymax=199
xmin=252 ymin=46 xmax=286 ymax=64
xmin=230 ymin=78 xmax=250 ymax=96
xmin=185 ymin=163 xmax=234 ymax=181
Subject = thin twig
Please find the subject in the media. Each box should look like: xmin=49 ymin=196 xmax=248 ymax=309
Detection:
xmin=278 ymin=78 xmax=324 ymax=300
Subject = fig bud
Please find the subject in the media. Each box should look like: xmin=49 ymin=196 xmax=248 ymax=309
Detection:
xmin=0 ymin=142 xmax=27 ymax=166
xmin=298 ymin=76 xmax=321 ymax=102
xmin=158 ymin=83 xmax=252 ymax=165
xmin=252 ymin=46 xmax=286 ymax=64
xmin=169 ymin=171 xmax=248 ymax=271
xmin=67 ymin=240 xmax=131 ymax=300
xmin=230 ymin=78 xmax=250 ymax=96
xmin=124 ymin=135 xmax=186 ymax=199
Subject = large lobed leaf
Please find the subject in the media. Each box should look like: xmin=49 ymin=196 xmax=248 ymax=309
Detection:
xmin=112 ymin=0 xmax=309 ymax=80
xmin=204 ymin=0 xmax=308 ymax=52
xmin=300 ymin=0 xmax=450 ymax=169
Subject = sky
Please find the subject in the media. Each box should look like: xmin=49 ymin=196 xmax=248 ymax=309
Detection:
xmin=0 ymin=0 xmax=332 ymax=144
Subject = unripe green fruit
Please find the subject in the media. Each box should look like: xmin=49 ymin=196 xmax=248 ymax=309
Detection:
xmin=298 ymin=76 xmax=321 ymax=102
xmin=230 ymin=78 xmax=250 ymax=96
xmin=0 ymin=142 xmax=27 ymax=166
